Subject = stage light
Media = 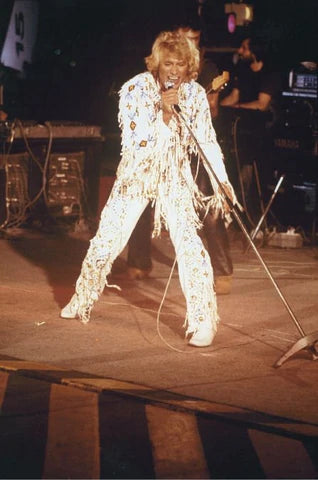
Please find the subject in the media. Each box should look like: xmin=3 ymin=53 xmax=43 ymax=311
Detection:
xmin=225 ymin=3 xmax=253 ymax=29
xmin=227 ymin=13 xmax=236 ymax=33
xmin=244 ymin=4 xmax=253 ymax=21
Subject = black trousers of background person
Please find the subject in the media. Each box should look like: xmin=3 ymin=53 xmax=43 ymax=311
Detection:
xmin=232 ymin=111 xmax=272 ymax=227
xmin=127 ymin=203 xmax=153 ymax=271
xmin=127 ymin=158 xmax=233 ymax=277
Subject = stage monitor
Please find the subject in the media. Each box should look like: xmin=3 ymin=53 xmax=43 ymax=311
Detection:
xmin=285 ymin=63 xmax=318 ymax=99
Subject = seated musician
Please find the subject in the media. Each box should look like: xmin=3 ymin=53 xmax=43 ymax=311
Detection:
xmin=220 ymin=36 xmax=282 ymax=226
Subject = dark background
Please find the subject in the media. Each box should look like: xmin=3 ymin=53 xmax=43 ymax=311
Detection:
xmin=0 ymin=0 xmax=317 ymax=130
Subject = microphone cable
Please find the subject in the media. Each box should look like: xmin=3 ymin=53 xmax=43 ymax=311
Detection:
xmin=155 ymin=139 xmax=210 ymax=355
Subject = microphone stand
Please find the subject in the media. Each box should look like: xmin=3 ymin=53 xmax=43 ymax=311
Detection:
xmin=244 ymin=174 xmax=285 ymax=253
xmin=173 ymin=105 xmax=318 ymax=367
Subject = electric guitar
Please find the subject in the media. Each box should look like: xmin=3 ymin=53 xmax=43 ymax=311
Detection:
xmin=206 ymin=71 xmax=230 ymax=95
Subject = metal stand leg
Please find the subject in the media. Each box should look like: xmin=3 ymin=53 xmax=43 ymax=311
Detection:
xmin=231 ymin=203 xmax=318 ymax=368
xmin=174 ymin=106 xmax=318 ymax=367
xmin=245 ymin=174 xmax=285 ymax=253
xmin=253 ymin=160 xmax=267 ymax=229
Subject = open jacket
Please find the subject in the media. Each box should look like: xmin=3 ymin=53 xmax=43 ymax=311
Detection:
xmin=117 ymin=71 xmax=234 ymax=236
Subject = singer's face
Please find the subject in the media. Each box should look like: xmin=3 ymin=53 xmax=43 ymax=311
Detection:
xmin=158 ymin=51 xmax=188 ymax=90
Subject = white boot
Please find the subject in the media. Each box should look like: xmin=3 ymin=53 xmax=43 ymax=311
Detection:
xmin=188 ymin=324 xmax=214 ymax=347
xmin=60 ymin=294 xmax=79 ymax=319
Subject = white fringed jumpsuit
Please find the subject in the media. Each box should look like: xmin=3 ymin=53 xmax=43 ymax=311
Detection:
xmin=72 ymin=72 xmax=235 ymax=337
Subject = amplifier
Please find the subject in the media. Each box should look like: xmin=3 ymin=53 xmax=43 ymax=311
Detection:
xmin=273 ymin=125 xmax=315 ymax=154
xmin=0 ymin=153 xmax=30 ymax=228
xmin=267 ymin=179 xmax=317 ymax=232
xmin=2 ymin=121 xmax=105 ymax=141
xmin=277 ymin=96 xmax=316 ymax=129
xmin=47 ymin=152 xmax=86 ymax=217
xmin=272 ymin=95 xmax=317 ymax=179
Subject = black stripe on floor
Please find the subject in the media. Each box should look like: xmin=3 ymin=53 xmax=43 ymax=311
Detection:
xmin=197 ymin=414 xmax=266 ymax=479
xmin=98 ymin=392 xmax=155 ymax=479
xmin=303 ymin=437 xmax=318 ymax=473
xmin=0 ymin=374 xmax=50 ymax=479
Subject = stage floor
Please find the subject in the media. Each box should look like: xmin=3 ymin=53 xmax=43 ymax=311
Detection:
xmin=0 ymin=226 xmax=317 ymax=477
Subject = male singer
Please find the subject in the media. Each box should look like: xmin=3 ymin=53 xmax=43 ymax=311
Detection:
xmin=61 ymin=30 xmax=236 ymax=348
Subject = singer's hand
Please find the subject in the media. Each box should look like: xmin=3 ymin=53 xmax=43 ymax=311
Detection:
xmin=161 ymin=88 xmax=178 ymax=119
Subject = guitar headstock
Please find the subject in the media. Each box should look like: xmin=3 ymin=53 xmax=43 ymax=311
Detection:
xmin=208 ymin=71 xmax=230 ymax=94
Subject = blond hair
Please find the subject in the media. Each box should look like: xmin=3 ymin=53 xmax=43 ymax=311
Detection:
xmin=145 ymin=31 xmax=199 ymax=80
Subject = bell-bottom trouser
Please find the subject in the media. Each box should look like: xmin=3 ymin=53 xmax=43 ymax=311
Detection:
xmin=74 ymin=180 xmax=218 ymax=335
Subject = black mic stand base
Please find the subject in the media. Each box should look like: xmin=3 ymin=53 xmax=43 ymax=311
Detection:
xmin=229 ymin=204 xmax=318 ymax=368
xmin=174 ymin=106 xmax=318 ymax=367
xmin=274 ymin=331 xmax=318 ymax=368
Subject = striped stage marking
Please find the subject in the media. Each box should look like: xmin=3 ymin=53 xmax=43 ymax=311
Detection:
xmin=249 ymin=429 xmax=317 ymax=479
xmin=0 ymin=371 xmax=9 ymax=409
xmin=146 ymin=404 xmax=210 ymax=479
xmin=0 ymin=366 xmax=317 ymax=478
xmin=43 ymin=383 xmax=100 ymax=479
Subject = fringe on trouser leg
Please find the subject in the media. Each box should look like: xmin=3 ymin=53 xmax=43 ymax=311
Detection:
xmin=162 ymin=190 xmax=219 ymax=338
xmin=73 ymin=188 xmax=149 ymax=323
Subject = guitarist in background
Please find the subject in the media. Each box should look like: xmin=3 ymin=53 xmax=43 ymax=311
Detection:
xmin=126 ymin=20 xmax=234 ymax=295
xmin=220 ymin=36 xmax=282 ymax=226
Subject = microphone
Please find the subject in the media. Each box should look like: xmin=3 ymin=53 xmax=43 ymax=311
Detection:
xmin=164 ymin=80 xmax=174 ymax=90
xmin=163 ymin=81 xmax=181 ymax=113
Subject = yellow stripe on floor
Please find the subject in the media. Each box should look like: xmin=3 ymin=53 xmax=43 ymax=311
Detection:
xmin=146 ymin=404 xmax=209 ymax=479
xmin=0 ymin=371 xmax=9 ymax=409
xmin=0 ymin=360 xmax=65 ymax=372
xmin=249 ymin=429 xmax=317 ymax=479
xmin=43 ymin=383 xmax=100 ymax=479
